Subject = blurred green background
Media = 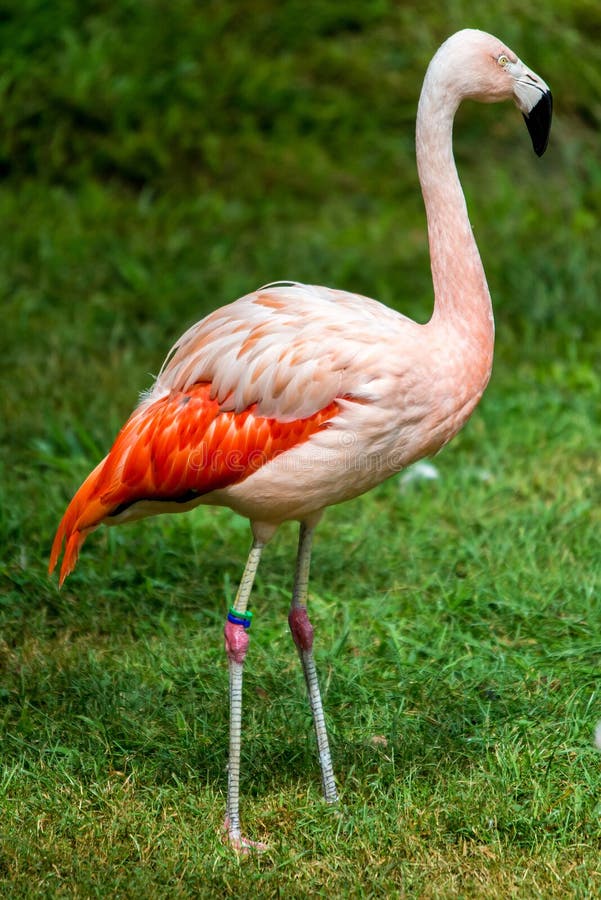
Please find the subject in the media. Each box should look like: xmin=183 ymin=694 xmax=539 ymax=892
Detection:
xmin=1 ymin=1 xmax=600 ymax=894
xmin=2 ymin=0 xmax=600 ymax=458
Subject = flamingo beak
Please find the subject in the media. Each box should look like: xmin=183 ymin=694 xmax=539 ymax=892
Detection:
xmin=523 ymin=90 xmax=553 ymax=157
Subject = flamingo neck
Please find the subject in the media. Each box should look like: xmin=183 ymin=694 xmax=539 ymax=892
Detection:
xmin=416 ymin=73 xmax=494 ymax=360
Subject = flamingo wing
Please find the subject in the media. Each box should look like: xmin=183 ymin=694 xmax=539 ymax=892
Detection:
xmin=49 ymin=382 xmax=339 ymax=586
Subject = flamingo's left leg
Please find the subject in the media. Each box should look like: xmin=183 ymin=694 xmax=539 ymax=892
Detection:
xmin=223 ymin=539 xmax=267 ymax=852
xmin=288 ymin=522 xmax=338 ymax=804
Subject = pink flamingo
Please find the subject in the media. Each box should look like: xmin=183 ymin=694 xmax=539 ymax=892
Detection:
xmin=50 ymin=30 xmax=551 ymax=850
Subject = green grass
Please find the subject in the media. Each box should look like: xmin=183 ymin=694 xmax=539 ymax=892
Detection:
xmin=2 ymin=0 xmax=601 ymax=895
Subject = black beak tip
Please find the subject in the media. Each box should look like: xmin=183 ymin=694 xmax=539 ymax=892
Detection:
xmin=523 ymin=90 xmax=553 ymax=157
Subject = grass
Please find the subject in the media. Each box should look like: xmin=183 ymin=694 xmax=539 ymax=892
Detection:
xmin=1 ymin=0 xmax=601 ymax=895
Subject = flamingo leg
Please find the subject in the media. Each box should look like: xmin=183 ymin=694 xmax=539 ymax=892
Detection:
xmin=288 ymin=523 xmax=338 ymax=804
xmin=223 ymin=539 xmax=266 ymax=852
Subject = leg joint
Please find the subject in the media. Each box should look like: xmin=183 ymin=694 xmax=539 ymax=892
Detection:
xmin=224 ymin=620 xmax=250 ymax=664
xmin=288 ymin=606 xmax=314 ymax=652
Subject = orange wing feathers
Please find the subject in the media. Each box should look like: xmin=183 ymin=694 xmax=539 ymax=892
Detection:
xmin=49 ymin=383 xmax=338 ymax=586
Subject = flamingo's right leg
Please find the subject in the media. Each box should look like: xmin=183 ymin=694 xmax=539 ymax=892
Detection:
xmin=223 ymin=539 xmax=267 ymax=852
xmin=288 ymin=523 xmax=338 ymax=804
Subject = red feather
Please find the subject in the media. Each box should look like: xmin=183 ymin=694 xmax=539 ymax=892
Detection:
xmin=49 ymin=382 xmax=338 ymax=586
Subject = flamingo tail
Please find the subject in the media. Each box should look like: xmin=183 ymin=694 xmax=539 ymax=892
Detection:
xmin=48 ymin=459 xmax=109 ymax=587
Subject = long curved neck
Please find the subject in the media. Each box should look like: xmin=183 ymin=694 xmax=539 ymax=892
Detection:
xmin=416 ymin=71 xmax=494 ymax=359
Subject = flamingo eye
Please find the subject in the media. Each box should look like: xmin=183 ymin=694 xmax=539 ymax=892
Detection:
xmin=498 ymin=54 xmax=510 ymax=67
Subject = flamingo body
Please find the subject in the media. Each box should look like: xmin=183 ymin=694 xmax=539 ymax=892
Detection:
xmin=50 ymin=282 xmax=493 ymax=584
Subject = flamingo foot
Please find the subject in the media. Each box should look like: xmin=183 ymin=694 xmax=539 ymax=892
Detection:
xmin=222 ymin=817 xmax=268 ymax=854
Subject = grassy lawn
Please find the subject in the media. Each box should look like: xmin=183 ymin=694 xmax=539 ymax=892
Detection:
xmin=1 ymin=1 xmax=600 ymax=895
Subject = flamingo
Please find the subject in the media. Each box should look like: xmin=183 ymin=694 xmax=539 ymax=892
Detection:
xmin=49 ymin=29 xmax=552 ymax=850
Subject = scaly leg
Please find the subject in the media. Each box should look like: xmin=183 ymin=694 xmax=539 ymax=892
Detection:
xmin=222 ymin=539 xmax=267 ymax=852
xmin=288 ymin=523 xmax=338 ymax=804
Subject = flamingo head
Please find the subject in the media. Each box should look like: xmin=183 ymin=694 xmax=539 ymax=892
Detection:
xmin=433 ymin=29 xmax=553 ymax=157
